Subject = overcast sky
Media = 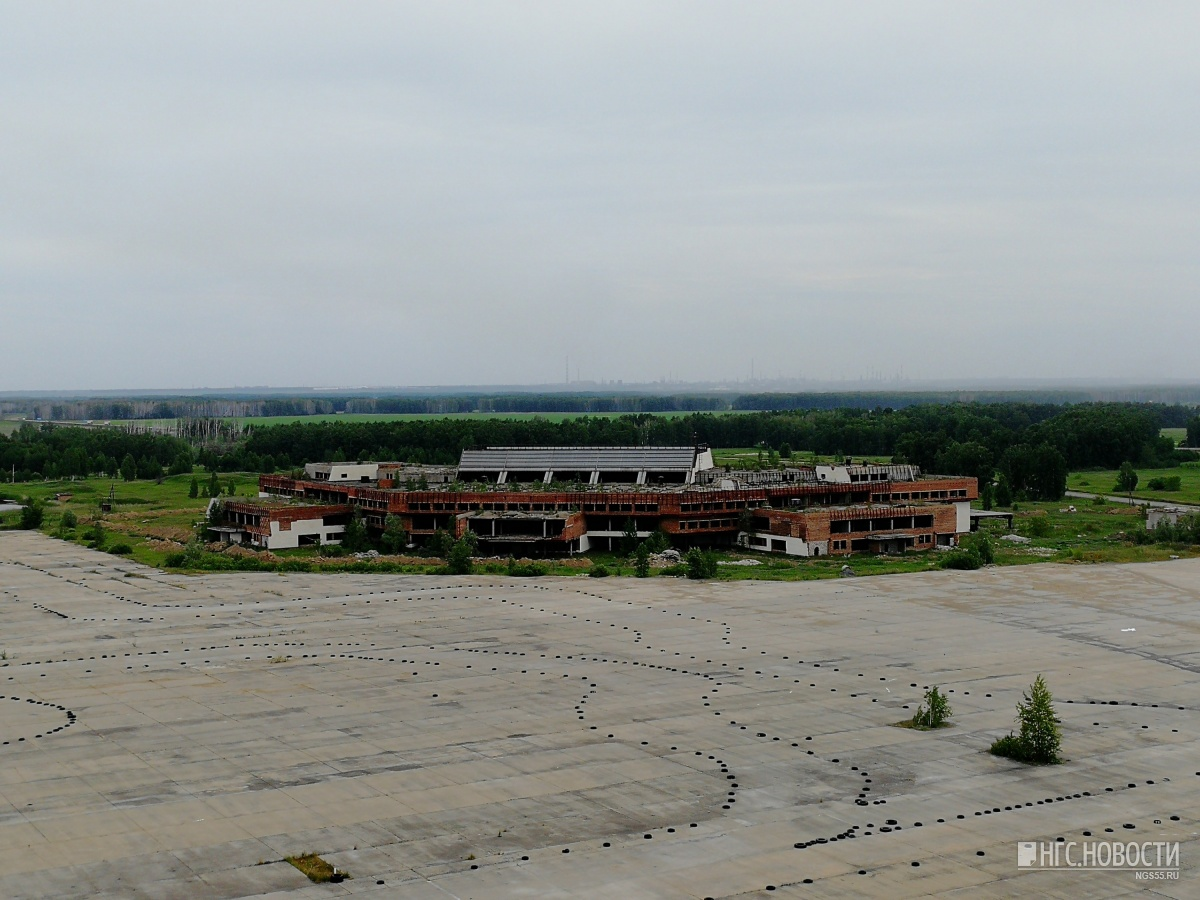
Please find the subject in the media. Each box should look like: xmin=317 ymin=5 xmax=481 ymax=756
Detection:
xmin=2 ymin=2 xmax=1198 ymax=390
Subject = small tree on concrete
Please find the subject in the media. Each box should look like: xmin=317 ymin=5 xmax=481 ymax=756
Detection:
xmin=990 ymin=674 xmax=1062 ymax=764
xmin=1016 ymin=674 xmax=1061 ymax=763
xmin=912 ymin=686 xmax=953 ymax=729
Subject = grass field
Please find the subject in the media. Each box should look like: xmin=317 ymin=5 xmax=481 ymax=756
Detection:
xmin=1069 ymin=465 xmax=1200 ymax=506
xmin=0 ymin=473 xmax=252 ymax=570
xmin=1162 ymin=427 xmax=1188 ymax=444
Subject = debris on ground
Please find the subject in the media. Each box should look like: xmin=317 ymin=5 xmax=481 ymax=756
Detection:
xmin=649 ymin=549 xmax=682 ymax=568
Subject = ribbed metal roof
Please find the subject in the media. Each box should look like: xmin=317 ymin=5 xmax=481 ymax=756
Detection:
xmin=459 ymin=446 xmax=698 ymax=471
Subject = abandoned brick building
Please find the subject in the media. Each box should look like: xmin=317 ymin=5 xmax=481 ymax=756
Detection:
xmin=211 ymin=446 xmax=977 ymax=557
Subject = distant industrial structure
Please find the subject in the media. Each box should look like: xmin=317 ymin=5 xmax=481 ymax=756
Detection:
xmin=212 ymin=446 xmax=977 ymax=557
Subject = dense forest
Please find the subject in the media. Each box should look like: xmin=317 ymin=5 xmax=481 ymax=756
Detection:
xmin=0 ymin=426 xmax=195 ymax=483
xmin=3 ymin=402 xmax=1197 ymax=503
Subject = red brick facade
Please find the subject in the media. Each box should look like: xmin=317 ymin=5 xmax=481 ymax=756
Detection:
xmin=221 ymin=501 xmax=351 ymax=544
xmin=752 ymin=504 xmax=960 ymax=555
xmin=256 ymin=473 xmax=976 ymax=554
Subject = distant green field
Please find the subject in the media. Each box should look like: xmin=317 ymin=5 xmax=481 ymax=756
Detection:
xmin=1162 ymin=427 xmax=1188 ymax=444
xmin=1069 ymin=466 xmax=1200 ymax=505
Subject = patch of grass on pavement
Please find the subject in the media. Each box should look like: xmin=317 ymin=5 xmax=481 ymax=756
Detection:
xmin=285 ymin=853 xmax=346 ymax=883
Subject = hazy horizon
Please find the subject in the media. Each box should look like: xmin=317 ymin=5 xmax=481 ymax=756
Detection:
xmin=4 ymin=3 xmax=1198 ymax=390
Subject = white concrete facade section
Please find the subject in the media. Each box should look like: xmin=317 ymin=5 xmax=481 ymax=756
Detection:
xmin=304 ymin=463 xmax=379 ymax=482
xmin=813 ymin=464 xmax=921 ymax=485
xmin=265 ymin=517 xmax=345 ymax=550
xmin=814 ymin=465 xmax=851 ymax=484
xmin=954 ymin=501 xmax=971 ymax=534
xmin=745 ymin=531 xmax=823 ymax=557
xmin=694 ymin=447 xmax=715 ymax=472
xmin=1147 ymin=508 xmax=1189 ymax=530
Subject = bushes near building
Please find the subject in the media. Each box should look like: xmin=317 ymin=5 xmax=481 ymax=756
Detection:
xmin=634 ymin=543 xmax=651 ymax=578
xmin=939 ymin=533 xmax=994 ymax=570
xmin=685 ymin=548 xmax=719 ymax=579
xmin=446 ymin=539 xmax=473 ymax=575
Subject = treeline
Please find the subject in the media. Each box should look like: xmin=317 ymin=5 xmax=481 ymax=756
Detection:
xmin=11 ymin=397 xmax=341 ymax=422
xmin=6 ymin=403 xmax=1195 ymax=504
xmin=10 ymin=391 xmax=1200 ymax=423
xmin=344 ymin=394 xmax=730 ymax=414
xmin=8 ymin=393 xmax=733 ymax=420
xmin=0 ymin=425 xmax=195 ymax=482
xmin=207 ymin=402 xmax=1194 ymax=501
xmin=734 ymin=394 xmax=1200 ymax=420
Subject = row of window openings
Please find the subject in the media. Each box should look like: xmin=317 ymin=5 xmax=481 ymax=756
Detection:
xmin=678 ymin=518 xmax=737 ymax=531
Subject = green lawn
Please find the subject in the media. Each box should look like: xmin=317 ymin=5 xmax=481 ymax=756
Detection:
xmin=1068 ymin=466 xmax=1200 ymax=506
xmin=0 ymin=472 xmax=257 ymax=569
xmin=1161 ymin=427 xmax=1187 ymax=445
xmin=978 ymin=498 xmax=1191 ymax=566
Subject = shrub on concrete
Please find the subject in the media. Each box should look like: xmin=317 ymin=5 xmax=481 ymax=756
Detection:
xmin=911 ymin=685 xmax=953 ymax=729
xmin=990 ymin=674 xmax=1062 ymax=764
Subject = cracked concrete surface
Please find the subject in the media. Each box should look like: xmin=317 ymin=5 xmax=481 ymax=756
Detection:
xmin=0 ymin=531 xmax=1197 ymax=897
